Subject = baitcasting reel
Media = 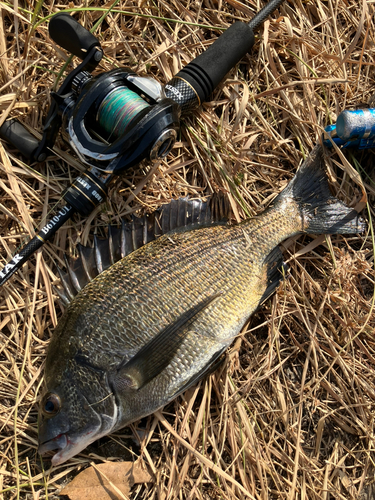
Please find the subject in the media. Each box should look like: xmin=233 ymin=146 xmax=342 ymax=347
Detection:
xmin=1 ymin=13 xmax=181 ymax=217
xmin=0 ymin=0 xmax=285 ymax=285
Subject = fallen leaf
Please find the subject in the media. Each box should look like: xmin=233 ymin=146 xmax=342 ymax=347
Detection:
xmin=59 ymin=461 xmax=153 ymax=500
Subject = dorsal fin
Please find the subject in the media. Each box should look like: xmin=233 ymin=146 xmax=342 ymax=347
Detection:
xmin=55 ymin=195 xmax=231 ymax=306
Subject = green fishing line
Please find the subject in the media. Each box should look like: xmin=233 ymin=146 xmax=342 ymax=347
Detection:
xmin=97 ymin=87 xmax=150 ymax=139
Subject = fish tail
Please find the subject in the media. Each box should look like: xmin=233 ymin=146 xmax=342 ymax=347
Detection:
xmin=276 ymin=145 xmax=366 ymax=235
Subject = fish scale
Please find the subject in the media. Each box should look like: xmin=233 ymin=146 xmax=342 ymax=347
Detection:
xmin=38 ymin=146 xmax=366 ymax=465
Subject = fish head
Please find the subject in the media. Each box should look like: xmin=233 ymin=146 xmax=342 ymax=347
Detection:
xmin=38 ymin=357 xmax=118 ymax=466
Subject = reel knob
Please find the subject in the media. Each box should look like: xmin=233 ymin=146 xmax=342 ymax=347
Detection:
xmin=49 ymin=13 xmax=103 ymax=62
xmin=0 ymin=119 xmax=41 ymax=160
xmin=71 ymin=71 xmax=92 ymax=94
xmin=150 ymin=129 xmax=177 ymax=160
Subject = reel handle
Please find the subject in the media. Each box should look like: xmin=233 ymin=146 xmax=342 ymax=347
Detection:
xmin=0 ymin=119 xmax=41 ymax=160
xmin=49 ymin=13 xmax=101 ymax=61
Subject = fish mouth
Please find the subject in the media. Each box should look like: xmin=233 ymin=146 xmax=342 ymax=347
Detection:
xmin=38 ymin=429 xmax=105 ymax=466
xmin=38 ymin=433 xmax=70 ymax=466
xmin=38 ymin=394 xmax=117 ymax=465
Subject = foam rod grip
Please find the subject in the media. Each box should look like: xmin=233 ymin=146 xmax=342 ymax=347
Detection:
xmin=0 ymin=119 xmax=39 ymax=159
xmin=176 ymin=22 xmax=255 ymax=103
xmin=49 ymin=13 xmax=100 ymax=60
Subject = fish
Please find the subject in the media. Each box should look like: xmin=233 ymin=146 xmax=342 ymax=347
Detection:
xmin=38 ymin=145 xmax=365 ymax=466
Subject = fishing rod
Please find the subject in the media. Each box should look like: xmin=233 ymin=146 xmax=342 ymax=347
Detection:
xmin=0 ymin=0 xmax=286 ymax=286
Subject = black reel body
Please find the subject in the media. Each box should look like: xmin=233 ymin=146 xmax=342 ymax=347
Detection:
xmin=64 ymin=69 xmax=180 ymax=173
xmin=59 ymin=69 xmax=180 ymax=217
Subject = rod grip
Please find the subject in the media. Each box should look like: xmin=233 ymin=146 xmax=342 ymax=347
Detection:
xmin=49 ymin=13 xmax=101 ymax=60
xmin=173 ymin=22 xmax=254 ymax=105
xmin=0 ymin=119 xmax=40 ymax=159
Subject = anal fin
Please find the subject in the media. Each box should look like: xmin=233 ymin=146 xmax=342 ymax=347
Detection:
xmin=259 ymin=246 xmax=288 ymax=305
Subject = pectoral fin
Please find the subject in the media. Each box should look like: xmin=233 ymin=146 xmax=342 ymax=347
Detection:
xmin=111 ymin=293 xmax=221 ymax=392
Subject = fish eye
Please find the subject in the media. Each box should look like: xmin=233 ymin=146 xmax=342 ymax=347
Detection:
xmin=41 ymin=393 xmax=61 ymax=416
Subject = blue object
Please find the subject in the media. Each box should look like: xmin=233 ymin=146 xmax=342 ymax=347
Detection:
xmin=323 ymin=108 xmax=375 ymax=149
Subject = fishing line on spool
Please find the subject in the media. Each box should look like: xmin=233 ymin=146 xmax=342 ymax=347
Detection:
xmin=96 ymin=86 xmax=150 ymax=141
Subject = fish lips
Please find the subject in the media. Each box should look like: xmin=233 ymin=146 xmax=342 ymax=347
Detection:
xmin=38 ymin=433 xmax=68 ymax=464
xmin=38 ymin=430 xmax=100 ymax=466
xmin=38 ymin=406 xmax=104 ymax=466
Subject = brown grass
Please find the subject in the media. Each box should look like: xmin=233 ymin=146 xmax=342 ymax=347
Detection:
xmin=0 ymin=0 xmax=374 ymax=498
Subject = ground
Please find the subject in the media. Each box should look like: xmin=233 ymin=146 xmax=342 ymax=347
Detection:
xmin=0 ymin=0 xmax=374 ymax=499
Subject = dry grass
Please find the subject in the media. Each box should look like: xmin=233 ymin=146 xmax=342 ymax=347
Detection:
xmin=0 ymin=0 xmax=374 ymax=498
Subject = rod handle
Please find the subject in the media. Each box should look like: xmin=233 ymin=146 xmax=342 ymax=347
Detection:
xmin=0 ymin=119 xmax=41 ymax=160
xmin=49 ymin=13 xmax=101 ymax=60
xmin=166 ymin=22 xmax=254 ymax=112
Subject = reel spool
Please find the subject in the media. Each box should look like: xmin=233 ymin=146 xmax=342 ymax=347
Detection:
xmin=97 ymin=88 xmax=150 ymax=139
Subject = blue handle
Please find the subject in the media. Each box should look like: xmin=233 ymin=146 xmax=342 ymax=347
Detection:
xmin=337 ymin=109 xmax=375 ymax=141
xmin=324 ymin=109 xmax=375 ymax=150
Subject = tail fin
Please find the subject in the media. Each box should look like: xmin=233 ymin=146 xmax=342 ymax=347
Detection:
xmin=276 ymin=145 xmax=366 ymax=235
